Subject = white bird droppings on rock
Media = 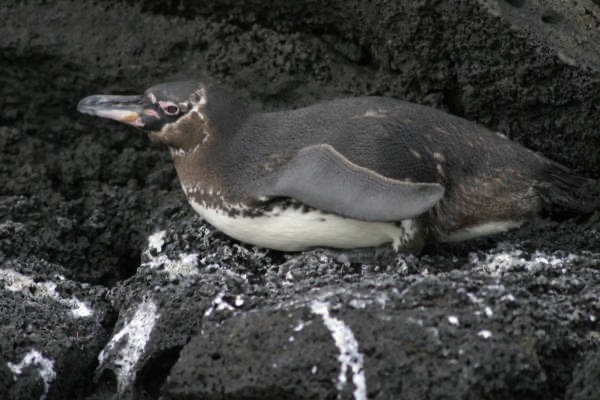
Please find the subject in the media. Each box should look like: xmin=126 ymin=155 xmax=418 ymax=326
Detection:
xmin=311 ymin=300 xmax=367 ymax=400
xmin=98 ymin=299 xmax=159 ymax=393
xmin=478 ymin=330 xmax=492 ymax=339
xmin=294 ymin=321 xmax=305 ymax=332
xmin=204 ymin=292 xmax=235 ymax=317
xmin=0 ymin=269 xmax=93 ymax=318
xmin=501 ymin=293 xmax=516 ymax=302
xmin=142 ymin=231 xmax=199 ymax=280
xmin=472 ymin=247 xmax=583 ymax=277
xmin=234 ymin=295 xmax=244 ymax=307
xmin=148 ymin=230 xmax=166 ymax=253
xmin=448 ymin=315 xmax=459 ymax=326
xmin=349 ymin=298 xmax=367 ymax=309
xmin=7 ymin=349 xmax=56 ymax=400
xmin=68 ymin=297 xmax=93 ymax=318
xmin=484 ymin=307 xmax=493 ymax=318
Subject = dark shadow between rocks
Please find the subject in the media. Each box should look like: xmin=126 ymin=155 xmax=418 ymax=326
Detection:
xmin=137 ymin=346 xmax=184 ymax=398
xmin=91 ymin=369 xmax=119 ymax=400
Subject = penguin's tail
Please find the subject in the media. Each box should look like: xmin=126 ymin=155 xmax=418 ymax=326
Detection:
xmin=535 ymin=162 xmax=599 ymax=215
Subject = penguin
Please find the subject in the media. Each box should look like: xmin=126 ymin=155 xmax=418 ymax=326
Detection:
xmin=77 ymin=80 xmax=598 ymax=255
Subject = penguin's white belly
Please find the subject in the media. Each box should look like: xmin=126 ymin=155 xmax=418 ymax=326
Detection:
xmin=189 ymin=200 xmax=416 ymax=251
xmin=442 ymin=220 xmax=525 ymax=242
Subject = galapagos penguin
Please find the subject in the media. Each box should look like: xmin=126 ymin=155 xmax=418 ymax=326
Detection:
xmin=77 ymin=80 xmax=598 ymax=254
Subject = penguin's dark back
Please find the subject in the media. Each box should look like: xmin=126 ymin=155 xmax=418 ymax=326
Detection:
xmin=224 ymin=97 xmax=545 ymax=190
xmin=204 ymin=83 xmax=252 ymax=145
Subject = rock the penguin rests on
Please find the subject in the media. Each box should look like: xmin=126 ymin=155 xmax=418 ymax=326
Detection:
xmin=77 ymin=80 xmax=598 ymax=255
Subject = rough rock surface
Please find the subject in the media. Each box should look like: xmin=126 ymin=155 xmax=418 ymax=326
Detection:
xmin=1 ymin=0 xmax=599 ymax=399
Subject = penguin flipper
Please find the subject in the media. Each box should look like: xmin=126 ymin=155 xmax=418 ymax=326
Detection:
xmin=250 ymin=144 xmax=445 ymax=221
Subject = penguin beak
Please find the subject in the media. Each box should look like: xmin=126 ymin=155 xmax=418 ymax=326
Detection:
xmin=77 ymin=95 xmax=146 ymax=128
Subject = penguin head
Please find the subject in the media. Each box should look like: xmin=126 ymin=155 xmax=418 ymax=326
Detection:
xmin=77 ymin=81 xmax=241 ymax=151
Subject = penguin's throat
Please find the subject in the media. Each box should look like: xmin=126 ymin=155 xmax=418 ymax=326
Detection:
xmin=181 ymin=183 xmax=227 ymax=207
xmin=170 ymin=147 xmax=232 ymax=208
xmin=176 ymin=170 xmax=233 ymax=208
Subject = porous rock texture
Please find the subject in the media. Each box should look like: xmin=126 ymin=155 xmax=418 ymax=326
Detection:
xmin=1 ymin=0 xmax=599 ymax=399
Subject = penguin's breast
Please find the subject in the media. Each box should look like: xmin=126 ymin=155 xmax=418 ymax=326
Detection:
xmin=187 ymin=198 xmax=417 ymax=251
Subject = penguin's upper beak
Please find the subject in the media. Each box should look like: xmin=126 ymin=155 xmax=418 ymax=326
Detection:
xmin=77 ymin=94 xmax=146 ymax=128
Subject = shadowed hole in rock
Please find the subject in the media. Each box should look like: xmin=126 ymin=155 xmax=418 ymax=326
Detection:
xmin=137 ymin=346 xmax=184 ymax=398
xmin=541 ymin=10 xmax=563 ymax=24
xmin=267 ymin=250 xmax=288 ymax=265
xmin=115 ymin=249 xmax=143 ymax=284
xmin=94 ymin=369 xmax=118 ymax=397
xmin=443 ymin=86 xmax=466 ymax=116
xmin=504 ymin=0 xmax=525 ymax=8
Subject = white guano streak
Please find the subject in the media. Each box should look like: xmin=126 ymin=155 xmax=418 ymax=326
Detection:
xmin=311 ymin=300 xmax=367 ymax=400
xmin=7 ymin=349 xmax=56 ymax=400
xmin=98 ymin=299 xmax=159 ymax=393
xmin=0 ymin=269 xmax=92 ymax=318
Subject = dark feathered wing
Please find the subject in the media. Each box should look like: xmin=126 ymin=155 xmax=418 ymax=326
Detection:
xmin=248 ymin=144 xmax=445 ymax=221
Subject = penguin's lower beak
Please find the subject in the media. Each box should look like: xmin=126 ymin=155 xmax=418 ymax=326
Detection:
xmin=77 ymin=95 xmax=146 ymax=128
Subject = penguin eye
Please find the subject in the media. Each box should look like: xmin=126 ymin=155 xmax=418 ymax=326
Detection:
xmin=164 ymin=104 xmax=179 ymax=115
xmin=159 ymin=101 xmax=180 ymax=116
